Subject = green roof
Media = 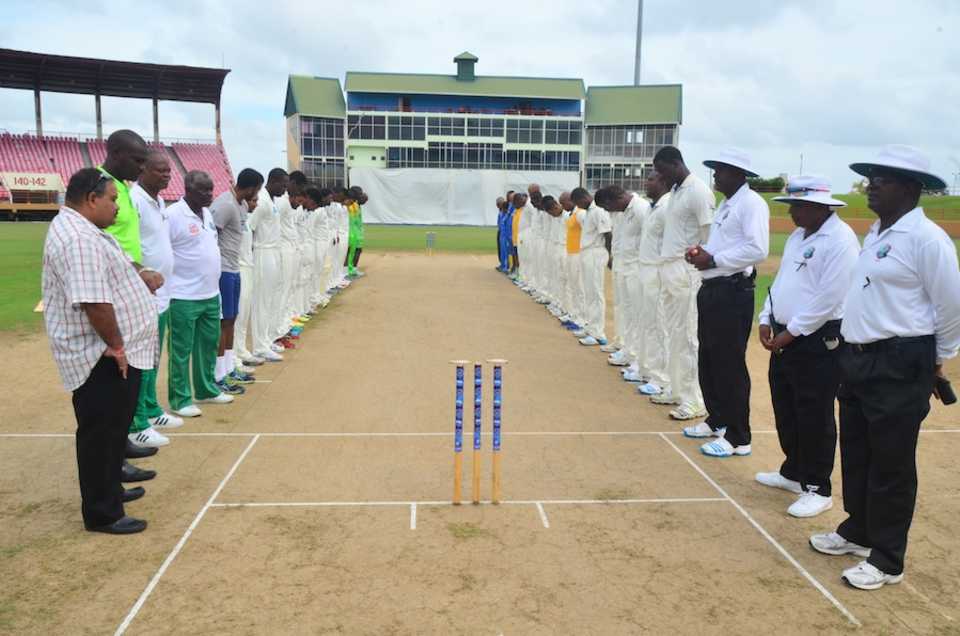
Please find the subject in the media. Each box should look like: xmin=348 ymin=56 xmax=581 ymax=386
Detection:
xmin=585 ymin=85 xmax=682 ymax=125
xmin=345 ymin=72 xmax=585 ymax=100
xmin=285 ymin=75 xmax=345 ymax=119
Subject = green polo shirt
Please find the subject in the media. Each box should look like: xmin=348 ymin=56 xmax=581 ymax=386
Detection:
xmin=99 ymin=166 xmax=142 ymax=263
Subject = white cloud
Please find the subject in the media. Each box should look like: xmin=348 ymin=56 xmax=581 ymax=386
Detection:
xmin=3 ymin=0 xmax=958 ymax=192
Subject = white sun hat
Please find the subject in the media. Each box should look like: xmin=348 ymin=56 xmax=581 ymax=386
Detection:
xmin=703 ymin=147 xmax=759 ymax=178
xmin=773 ymin=174 xmax=846 ymax=207
xmin=849 ymin=145 xmax=947 ymax=190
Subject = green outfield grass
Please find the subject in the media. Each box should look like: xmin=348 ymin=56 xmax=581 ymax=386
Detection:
xmin=1 ymin=221 xmax=957 ymax=332
xmin=757 ymin=192 xmax=960 ymax=220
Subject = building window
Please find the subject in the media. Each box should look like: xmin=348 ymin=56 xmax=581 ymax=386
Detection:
xmin=347 ymin=114 xmax=386 ymax=140
xmin=387 ymin=115 xmax=426 ymax=141
xmin=427 ymin=116 xmax=467 ymax=136
xmin=544 ymin=120 xmax=582 ymax=145
xmin=466 ymin=118 xmax=505 ymax=137
xmin=505 ymin=119 xmax=544 ymax=144
xmin=584 ymin=162 xmax=652 ymax=192
xmin=299 ymin=116 xmax=345 ymax=159
xmin=301 ymin=157 xmax=345 ymax=188
xmin=586 ymin=124 xmax=676 ymax=161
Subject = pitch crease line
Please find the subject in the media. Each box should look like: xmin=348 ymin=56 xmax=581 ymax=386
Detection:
xmin=658 ymin=433 xmax=861 ymax=627
xmin=114 ymin=434 xmax=261 ymax=636
xmin=535 ymin=502 xmax=550 ymax=528
xmin=209 ymin=497 xmax=726 ymax=508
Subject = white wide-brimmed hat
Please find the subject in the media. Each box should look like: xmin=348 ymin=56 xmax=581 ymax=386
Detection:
xmin=703 ymin=147 xmax=759 ymax=178
xmin=850 ymin=145 xmax=947 ymax=190
xmin=773 ymin=175 xmax=846 ymax=207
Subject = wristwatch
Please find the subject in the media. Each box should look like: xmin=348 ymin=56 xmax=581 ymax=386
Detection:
xmin=707 ymin=255 xmax=717 ymax=269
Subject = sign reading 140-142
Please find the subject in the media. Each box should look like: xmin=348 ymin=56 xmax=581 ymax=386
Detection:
xmin=0 ymin=172 xmax=65 ymax=192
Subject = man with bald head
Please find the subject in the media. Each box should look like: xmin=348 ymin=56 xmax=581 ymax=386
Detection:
xmin=101 ymin=130 xmax=149 ymax=264
xmin=166 ymin=171 xmax=235 ymax=418
xmin=128 ymin=151 xmax=182 ymax=450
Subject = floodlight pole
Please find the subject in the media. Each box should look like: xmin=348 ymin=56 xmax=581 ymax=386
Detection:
xmin=633 ymin=0 xmax=643 ymax=85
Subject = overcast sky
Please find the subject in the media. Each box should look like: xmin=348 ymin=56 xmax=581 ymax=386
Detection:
xmin=2 ymin=0 xmax=958 ymax=194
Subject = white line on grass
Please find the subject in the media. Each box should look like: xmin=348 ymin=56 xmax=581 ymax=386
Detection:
xmin=657 ymin=433 xmax=861 ymax=627
xmin=114 ymin=434 xmax=261 ymax=636
xmin=410 ymin=503 xmax=417 ymax=530
xmin=535 ymin=502 xmax=550 ymax=528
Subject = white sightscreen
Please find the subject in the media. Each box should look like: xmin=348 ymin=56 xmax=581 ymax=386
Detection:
xmin=349 ymin=167 xmax=581 ymax=226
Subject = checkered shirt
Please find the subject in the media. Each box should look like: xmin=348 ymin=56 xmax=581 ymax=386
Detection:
xmin=42 ymin=206 xmax=159 ymax=391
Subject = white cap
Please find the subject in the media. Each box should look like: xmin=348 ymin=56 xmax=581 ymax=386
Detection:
xmin=773 ymin=174 xmax=846 ymax=207
xmin=703 ymin=147 xmax=759 ymax=178
xmin=850 ymin=145 xmax=946 ymax=190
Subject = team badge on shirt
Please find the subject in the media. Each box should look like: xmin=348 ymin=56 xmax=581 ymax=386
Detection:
xmin=803 ymin=247 xmax=816 ymax=259
xmin=876 ymin=244 xmax=892 ymax=259
xmin=188 ymin=223 xmax=200 ymax=236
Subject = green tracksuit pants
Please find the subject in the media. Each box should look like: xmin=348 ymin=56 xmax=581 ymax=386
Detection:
xmin=167 ymin=296 xmax=221 ymax=410
xmin=130 ymin=308 xmax=168 ymax=432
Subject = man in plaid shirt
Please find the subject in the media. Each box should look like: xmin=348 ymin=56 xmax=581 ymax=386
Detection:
xmin=43 ymin=168 xmax=162 ymax=535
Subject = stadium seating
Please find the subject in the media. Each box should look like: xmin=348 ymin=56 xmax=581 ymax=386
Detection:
xmin=172 ymin=143 xmax=234 ymax=197
xmin=0 ymin=133 xmax=233 ymax=203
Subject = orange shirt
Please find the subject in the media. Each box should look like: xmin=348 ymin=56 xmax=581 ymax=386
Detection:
xmin=511 ymin=207 xmax=522 ymax=245
xmin=565 ymin=212 xmax=582 ymax=254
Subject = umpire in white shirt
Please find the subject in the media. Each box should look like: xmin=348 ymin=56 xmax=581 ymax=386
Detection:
xmin=757 ymin=176 xmax=859 ymax=518
xmin=685 ymin=148 xmax=769 ymax=457
xmin=810 ymin=146 xmax=960 ymax=590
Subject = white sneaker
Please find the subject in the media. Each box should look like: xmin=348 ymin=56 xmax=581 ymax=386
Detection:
xmin=600 ymin=343 xmax=619 ymax=353
xmin=842 ymin=561 xmax=903 ymax=590
xmin=536 ymin=297 xmax=551 ymax=305
xmin=128 ymin=427 xmax=169 ymax=448
xmin=558 ymin=314 xmax=571 ymax=322
xmin=683 ymin=421 xmax=725 ymax=438
xmin=256 ymin=350 xmax=284 ymax=362
xmin=700 ymin=438 xmax=751 ymax=457
xmin=622 ymin=369 xmax=645 ymax=383
xmin=578 ymin=336 xmax=600 ymax=346
xmin=173 ymin=404 xmax=202 ymax=418
xmin=809 ymin=532 xmax=871 ymax=558
xmin=237 ymin=364 xmax=257 ymax=375
xmin=755 ymin=471 xmax=802 ymax=494
xmin=669 ymin=403 xmax=707 ymax=420
xmin=197 ymin=393 xmax=235 ymax=405
xmin=241 ymin=356 xmax=265 ymax=366
xmin=149 ymin=412 xmax=184 ymax=429
xmin=608 ymin=351 xmax=630 ymax=366
xmin=650 ymin=393 xmax=681 ymax=405
xmin=270 ymin=343 xmax=284 ymax=353
xmin=572 ymin=329 xmax=588 ymax=338
xmin=788 ymin=492 xmax=834 ymax=518
xmin=638 ymin=382 xmax=663 ymax=396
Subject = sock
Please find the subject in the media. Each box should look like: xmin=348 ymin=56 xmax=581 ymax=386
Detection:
xmin=226 ymin=349 xmax=235 ymax=373
xmin=215 ymin=356 xmax=226 ymax=382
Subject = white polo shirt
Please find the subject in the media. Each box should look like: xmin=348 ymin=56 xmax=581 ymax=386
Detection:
xmin=638 ymin=192 xmax=672 ymax=265
xmin=130 ymin=183 xmax=174 ymax=313
xmin=701 ymin=182 xmax=770 ymax=280
xmin=660 ymin=173 xmax=715 ymax=259
xmin=615 ymin=193 xmax=650 ymax=271
xmin=759 ymin=212 xmax=859 ymax=336
xmin=166 ymin=199 xmax=221 ymax=301
xmin=841 ymin=207 xmax=960 ymax=362
xmin=576 ymin=202 xmax=612 ymax=251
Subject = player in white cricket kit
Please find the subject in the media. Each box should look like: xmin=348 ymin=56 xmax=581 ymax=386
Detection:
xmin=249 ymin=169 xmax=288 ymax=362
xmin=571 ymin=187 xmax=612 ymax=346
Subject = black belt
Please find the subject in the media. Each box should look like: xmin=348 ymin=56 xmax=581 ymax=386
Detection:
xmin=849 ymin=335 xmax=935 ymax=354
xmin=701 ymin=270 xmax=757 ymax=288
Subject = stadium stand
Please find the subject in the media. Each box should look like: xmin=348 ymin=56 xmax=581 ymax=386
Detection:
xmin=0 ymin=134 xmax=231 ymax=203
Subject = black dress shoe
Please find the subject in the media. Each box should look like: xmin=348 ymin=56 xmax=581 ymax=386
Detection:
xmin=121 ymin=461 xmax=157 ymax=483
xmin=86 ymin=516 xmax=147 ymax=535
xmin=122 ymin=486 xmax=146 ymax=503
xmin=125 ymin=440 xmax=158 ymax=459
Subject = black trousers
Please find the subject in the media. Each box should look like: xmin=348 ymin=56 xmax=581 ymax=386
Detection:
xmin=71 ymin=357 xmax=142 ymax=528
xmin=697 ymin=275 xmax=755 ymax=446
xmin=768 ymin=322 xmax=843 ymax=496
xmin=836 ymin=336 xmax=936 ymax=575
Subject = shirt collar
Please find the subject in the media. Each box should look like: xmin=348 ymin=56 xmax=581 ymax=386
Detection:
xmin=807 ymin=211 xmax=842 ymax=239
xmin=97 ymin=166 xmax=129 ymax=193
xmin=722 ymin=182 xmax=751 ymax=206
xmin=130 ymin=182 xmax=162 ymax=207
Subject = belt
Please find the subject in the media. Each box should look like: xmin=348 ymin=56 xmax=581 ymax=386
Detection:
xmin=701 ymin=271 xmax=756 ymax=288
xmin=849 ymin=335 xmax=934 ymax=353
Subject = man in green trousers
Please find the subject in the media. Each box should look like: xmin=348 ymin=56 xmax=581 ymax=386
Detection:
xmin=167 ymin=171 xmax=233 ymax=417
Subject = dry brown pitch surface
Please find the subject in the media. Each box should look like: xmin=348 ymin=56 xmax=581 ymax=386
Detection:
xmin=1 ymin=252 xmax=958 ymax=635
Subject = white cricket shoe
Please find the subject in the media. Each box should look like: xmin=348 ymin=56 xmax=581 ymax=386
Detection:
xmin=173 ymin=404 xmax=202 ymax=418
xmin=638 ymin=382 xmax=663 ymax=396
xmin=809 ymin=532 xmax=871 ymax=558
xmin=842 ymin=561 xmax=903 ymax=590
xmin=608 ymin=350 xmax=630 ymax=366
xmin=270 ymin=343 xmax=284 ymax=353
xmin=600 ymin=343 xmax=619 ymax=353
xmin=650 ymin=393 xmax=681 ymax=405
xmin=788 ymin=492 xmax=834 ymax=518
xmin=622 ymin=369 xmax=645 ymax=383
xmin=669 ymin=403 xmax=707 ymax=420
xmin=755 ymin=471 xmax=802 ymax=494
xmin=683 ymin=421 xmax=725 ymax=438
xmin=256 ymin=350 xmax=284 ymax=362
xmin=701 ymin=438 xmax=751 ymax=457
xmin=578 ymin=335 xmax=601 ymax=346
xmin=198 ymin=393 xmax=235 ymax=405
xmin=572 ymin=329 xmax=588 ymax=338
xmin=149 ymin=412 xmax=184 ymax=429
xmin=128 ymin=427 xmax=169 ymax=448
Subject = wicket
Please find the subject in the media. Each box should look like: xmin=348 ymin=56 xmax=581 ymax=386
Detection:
xmin=451 ymin=359 xmax=507 ymax=505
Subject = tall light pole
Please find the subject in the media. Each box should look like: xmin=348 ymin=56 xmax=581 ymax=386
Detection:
xmin=634 ymin=0 xmax=644 ymax=85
